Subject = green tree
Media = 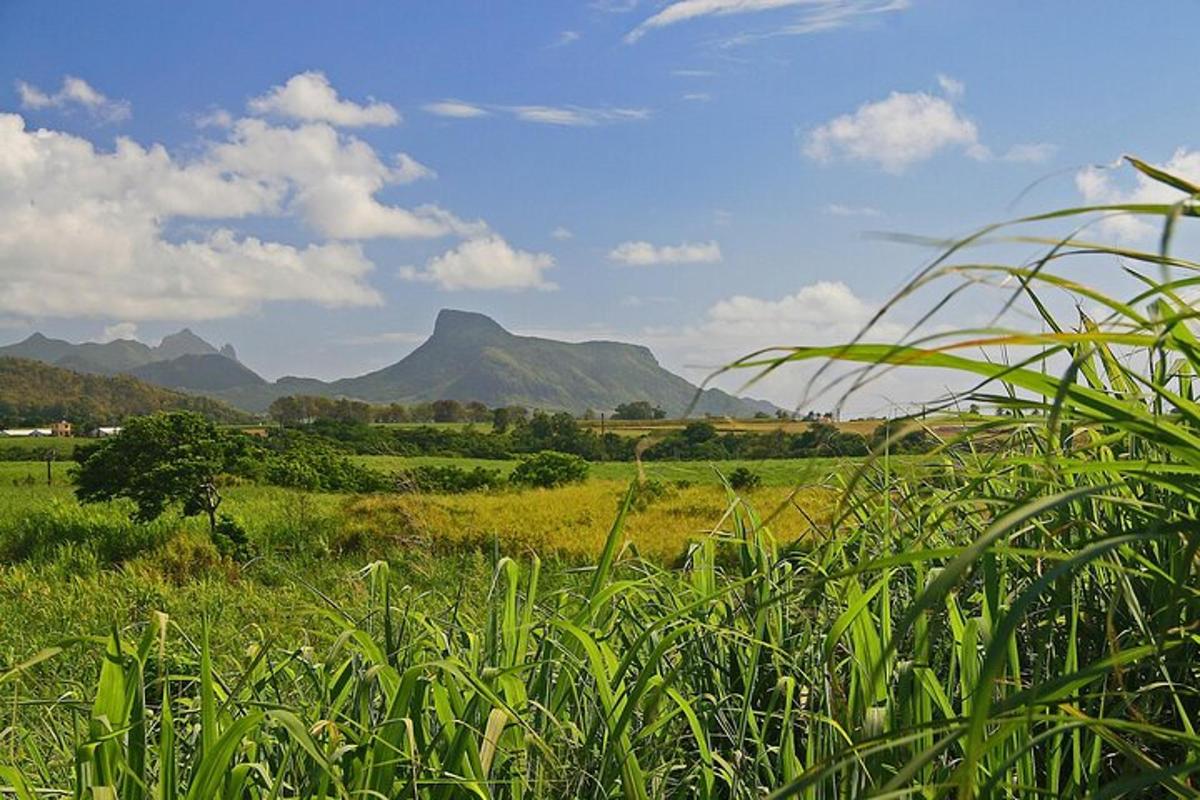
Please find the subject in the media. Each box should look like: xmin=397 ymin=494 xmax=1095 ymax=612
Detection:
xmin=432 ymin=399 xmax=464 ymax=422
xmin=74 ymin=412 xmax=245 ymax=535
xmin=613 ymin=400 xmax=666 ymax=420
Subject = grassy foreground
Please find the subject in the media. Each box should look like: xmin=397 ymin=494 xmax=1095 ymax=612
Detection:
xmin=4 ymin=157 xmax=1200 ymax=797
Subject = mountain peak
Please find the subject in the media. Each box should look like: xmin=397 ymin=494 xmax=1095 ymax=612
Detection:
xmin=156 ymin=328 xmax=218 ymax=359
xmin=432 ymin=309 xmax=509 ymax=339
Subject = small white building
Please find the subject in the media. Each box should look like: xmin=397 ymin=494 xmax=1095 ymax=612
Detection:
xmin=0 ymin=428 xmax=52 ymax=437
xmin=95 ymin=426 xmax=122 ymax=437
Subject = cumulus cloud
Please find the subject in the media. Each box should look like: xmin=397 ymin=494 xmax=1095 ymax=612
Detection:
xmin=100 ymin=322 xmax=138 ymax=341
xmin=609 ymin=240 xmax=722 ymax=265
xmin=247 ymin=71 xmax=399 ymax=127
xmin=393 ymin=152 xmax=436 ymax=183
xmin=424 ymin=100 xmax=650 ymax=127
xmin=1076 ymin=149 xmax=1200 ymax=241
xmin=209 ymin=117 xmax=480 ymax=239
xmin=628 ymin=0 xmax=908 ymax=44
xmin=424 ymin=100 xmax=490 ymax=118
xmin=804 ymin=84 xmax=984 ymax=172
xmin=16 ymin=76 xmax=130 ymax=122
xmin=0 ymin=70 xmax=503 ymax=320
xmin=399 ymin=236 xmax=556 ymax=291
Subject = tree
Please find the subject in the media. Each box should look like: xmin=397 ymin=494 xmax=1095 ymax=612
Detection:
xmin=464 ymin=401 xmax=490 ymax=423
xmin=613 ymin=401 xmax=666 ymax=420
xmin=492 ymin=406 xmax=511 ymax=433
xmin=75 ymin=412 xmax=245 ymax=535
xmin=432 ymin=399 xmax=465 ymax=423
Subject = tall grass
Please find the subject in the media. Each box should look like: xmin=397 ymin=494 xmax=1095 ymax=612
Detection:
xmin=4 ymin=157 xmax=1200 ymax=796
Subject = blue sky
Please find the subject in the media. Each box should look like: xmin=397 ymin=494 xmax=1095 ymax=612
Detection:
xmin=2 ymin=1 xmax=1197 ymax=413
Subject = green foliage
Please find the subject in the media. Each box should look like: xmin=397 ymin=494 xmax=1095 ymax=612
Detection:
xmin=74 ymin=412 xmax=246 ymax=531
xmin=726 ymin=465 xmax=761 ymax=490
xmin=210 ymin=514 xmax=253 ymax=561
xmin=399 ymin=464 xmax=503 ymax=493
xmin=0 ymin=357 xmax=249 ymax=427
xmin=612 ymin=399 xmax=666 ymax=420
xmin=509 ymin=450 xmax=589 ymax=488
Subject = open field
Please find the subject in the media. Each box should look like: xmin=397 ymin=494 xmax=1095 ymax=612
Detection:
xmin=353 ymin=453 xmax=900 ymax=485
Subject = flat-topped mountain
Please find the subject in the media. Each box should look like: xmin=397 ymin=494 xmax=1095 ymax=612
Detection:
xmin=320 ymin=309 xmax=776 ymax=416
xmin=0 ymin=310 xmax=779 ymax=417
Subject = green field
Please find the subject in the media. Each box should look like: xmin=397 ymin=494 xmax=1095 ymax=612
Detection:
xmin=354 ymin=453 xmax=891 ymax=485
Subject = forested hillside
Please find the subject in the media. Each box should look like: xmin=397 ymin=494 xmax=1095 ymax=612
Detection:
xmin=0 ymin=357 xmax=250 ymax=426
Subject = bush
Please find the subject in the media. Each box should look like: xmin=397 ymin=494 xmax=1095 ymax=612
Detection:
xmin=398 ymin=465 xmax=503 ymax=494
xmin=727 ymin=466 xmax=761 ymax=491
xmin=509 ymin=451 xmax=589 ymax=489
xmin=212 ymin=514 xmax=254 ymax=561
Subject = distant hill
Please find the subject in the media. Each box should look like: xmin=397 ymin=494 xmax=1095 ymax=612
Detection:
xmin=0 ymin=310 xmax=780 ymax=417
xmin=313 ymin=310 xmax=778 ymax=417
xmin=0 ymin=328 xmax=240 ymax=378
xmin=0 ymin=328 xmax=262 ymax=396
xmin=129 ymin=353 xmax=267 ymax=392
xmin=0 ymin=358 xmax=250 ymax=426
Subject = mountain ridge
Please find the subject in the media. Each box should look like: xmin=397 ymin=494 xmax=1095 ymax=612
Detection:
xmin=0 ymin=310 xmax=780 ymax=417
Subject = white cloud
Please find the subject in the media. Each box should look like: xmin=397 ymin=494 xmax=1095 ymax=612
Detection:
xmin=609 ymin=240 xmax=722 ymax=265
xmin=0 ymin=79 xmax=496 ymax=320
xmin=671 ymin=69 xmax=717 ymax=77
xmin=424 ymin=100 xmax=490 ymax=118
xmin=195 ymin=108 xmax=234 ymax=128
xmin=1076 ymin=149 xmax=1200 ymax=241
xmin=509 ymin=105 xmax=651 ymax=126
xmin=936 ymin=74 xmax=965 ymax=100
xmin=424 ymin=100 xmax=650 ymax=127
xmin=16 ymin=76 xmax=130 ymax=122
xmin=399 ymin=236 xmax=556 ymax=291
xmin=549 ymin=30 xmax=582 ymax=47
xmin=394 ymin=152 xmax=436 ymax=183
xmin=247 ymin=71 xmax=399 ymax=127
xmin=825 ymin=203 xmax=882 ymax=217
xmin=100 ymin=322 xmax=138 ymax=341
xmin=804 ymin=86 xmax=982 ymax=172
xmin=1002 ymin=142 xmax=1056 ymax=163
xmin=551 ymin=226 xmax=574 ymax=240
xmin=683 ymin=92 xmax=712 ymax=102
xmin=629 ymin=0 xmax=908 ymax=44
xmin=210 ymin=118 xmax=480 ymax=239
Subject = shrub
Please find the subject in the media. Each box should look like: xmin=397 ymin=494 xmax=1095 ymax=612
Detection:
xmin=398 ymin=465 xmax=503 ymax=494
xmin=509 ymin=451 xmax=589 ymax=489
xmin=212 ymin=514 xmax=254 ymax=561
xmin=727 ymin=466 xmax=761 ymax=491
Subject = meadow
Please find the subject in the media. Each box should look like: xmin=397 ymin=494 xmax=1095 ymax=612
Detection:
xmin=3 ymin=161 xmax=1200 ymax=797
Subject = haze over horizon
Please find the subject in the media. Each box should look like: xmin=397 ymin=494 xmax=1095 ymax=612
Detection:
xmin=3 ymin=1 xmax=1199 ymax=415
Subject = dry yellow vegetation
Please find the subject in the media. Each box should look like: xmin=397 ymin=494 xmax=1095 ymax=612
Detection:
xmin=339 ymin=479 xmax=837 ymax=562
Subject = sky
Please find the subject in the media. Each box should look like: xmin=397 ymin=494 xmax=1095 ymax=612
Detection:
xmin=2 ymin=1 xmax=1198 ymax=415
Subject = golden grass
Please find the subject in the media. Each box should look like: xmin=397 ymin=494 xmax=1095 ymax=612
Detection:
xmin=339 ymin=479 xmax=836 ymax=562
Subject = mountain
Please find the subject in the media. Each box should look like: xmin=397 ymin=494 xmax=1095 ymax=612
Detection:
xmin=129 ymin=353 xmax=267 ymax=392
xmin=0 ymin=311 xmax=780 ymax=417
xmin=0 ymin=358 xmax=250 ymax=426
xmin=318 ymin=309 xmax=777 ymax=417
xmin=0 ymin=328 xmax=262 ymax=394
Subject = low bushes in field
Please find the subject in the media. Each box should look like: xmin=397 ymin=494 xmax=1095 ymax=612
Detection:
xmin=726 ymin=466 xmax=762 ymax=490
xmin=396 ymin=464 xmax=504 ymax=494
xmin=509 ymin=450 xmax=589 ymax=488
